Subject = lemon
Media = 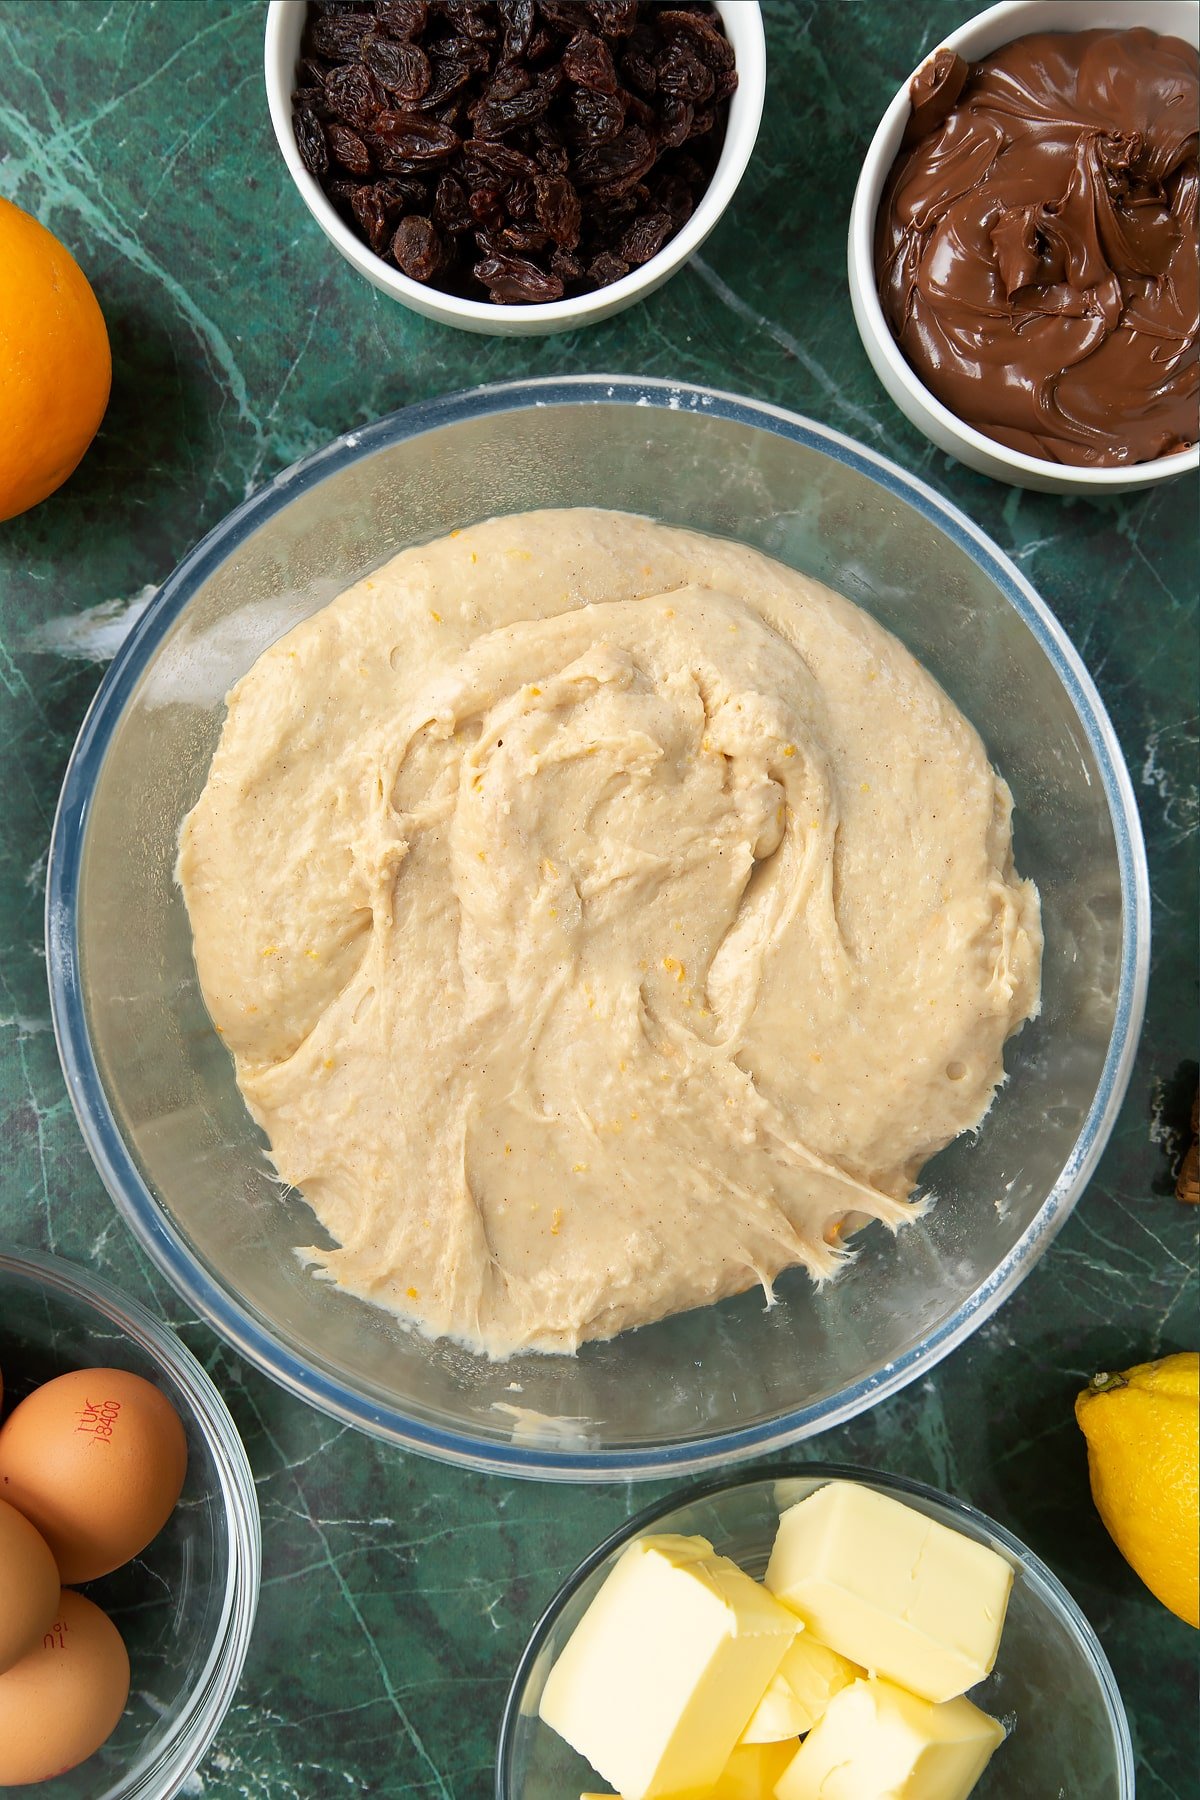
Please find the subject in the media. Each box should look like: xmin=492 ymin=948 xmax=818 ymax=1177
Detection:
xmin=1075 ymin=1351 xmax=1199 ymax=1627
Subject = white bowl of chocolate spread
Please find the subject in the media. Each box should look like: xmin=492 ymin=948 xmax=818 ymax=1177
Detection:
xmin=849 ymin=0 xmax=1200 ymax=493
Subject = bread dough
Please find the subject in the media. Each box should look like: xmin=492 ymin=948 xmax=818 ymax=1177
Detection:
xmin=178 ymin=509 xmax=1041 ymax=1357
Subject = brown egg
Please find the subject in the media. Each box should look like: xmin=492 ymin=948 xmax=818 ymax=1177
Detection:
xmin=0 ymin=1367 xmax=187 ymax=1583
xmin=0 ymin=1498 xmax=61 ymax=1675
xmin=0 ymin=1589 xmax=130 ymax=1785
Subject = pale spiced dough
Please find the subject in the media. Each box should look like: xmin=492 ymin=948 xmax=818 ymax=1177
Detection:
xmin=178 ymin=510 xmax=1042 ymax=1357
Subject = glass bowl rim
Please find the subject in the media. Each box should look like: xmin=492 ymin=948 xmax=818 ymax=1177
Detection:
xmin=493 ymin=1460 xmax=1136 ymax=1800
xmin=0 ymin=1244 xmax=261 ymax=1800
xmin=45 ymin=373 xmax=1150 ymax=1478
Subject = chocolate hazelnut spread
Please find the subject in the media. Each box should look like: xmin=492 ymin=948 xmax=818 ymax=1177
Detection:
xmin=876 ymin=28 xmax=1199 ymax=467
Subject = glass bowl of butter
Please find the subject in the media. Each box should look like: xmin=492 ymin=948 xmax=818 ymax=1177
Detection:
xmin=497 ymin=1465 xmax=1134 ymax=1800
xmin=47 ymin=376 xmax=1147 ymax=1479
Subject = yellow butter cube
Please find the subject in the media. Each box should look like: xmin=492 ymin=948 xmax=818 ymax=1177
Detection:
xmin=774 ymin=1678 xmax=1005 ymax=1800
xmin=741 ymin=1634 xmax=863 ymax=1742
xmin=777 ymin=1633 xmax=863 ymax=1730
xmin=540 ymin=1534 xmax=798 ymax=1800
xmin=578 ymin=1741 xmax=796 ymax=1800
xmin=765 ymin=1484 xmax=1012 ymax=1703
xmin=739 ymin=1671 xmax=809 ymax=1743
xmin=742 ymin=1632 xmax=864 ymax=1741
xmin=710 ymin=1740 xmax=798 ymax=1798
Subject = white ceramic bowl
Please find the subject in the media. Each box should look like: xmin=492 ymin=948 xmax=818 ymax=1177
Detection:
xmin=848 ymin=0 xmax=1200 ymax=494
xmin=264 ymin=0 xmax=765 ymax=336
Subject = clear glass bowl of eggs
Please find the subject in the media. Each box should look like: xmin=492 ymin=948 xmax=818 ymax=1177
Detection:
xmin=0 ymin=1247 xmax=260 ymax=1798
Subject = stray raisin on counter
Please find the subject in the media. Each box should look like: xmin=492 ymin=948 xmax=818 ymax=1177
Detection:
xmin=291 ymin=0 xmax=737 ymax=304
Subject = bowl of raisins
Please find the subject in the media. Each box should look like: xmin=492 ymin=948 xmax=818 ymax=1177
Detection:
xmin=264 ymin=0 xmax=765 ymax=334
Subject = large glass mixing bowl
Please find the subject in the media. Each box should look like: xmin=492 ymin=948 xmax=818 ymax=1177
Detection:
xmin=47 ymin=377 xmax=1149 ymax=1479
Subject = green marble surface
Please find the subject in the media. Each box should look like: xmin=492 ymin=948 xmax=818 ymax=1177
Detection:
xmin=0 ymin=1 xmax=1196 ymax=1795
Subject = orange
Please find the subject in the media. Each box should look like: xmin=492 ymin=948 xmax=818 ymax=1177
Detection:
xmin=0 ymin=195 xmax=111 ymax=523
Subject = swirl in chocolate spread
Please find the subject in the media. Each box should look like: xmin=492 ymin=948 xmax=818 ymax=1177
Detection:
xmin=876 ymin=29 xmax=1199 ymax=467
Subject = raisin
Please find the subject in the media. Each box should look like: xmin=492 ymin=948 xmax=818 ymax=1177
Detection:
xmin=297 ymin=58 xmax=331 ymax=91
xmin=651 ymin=166 xmax=696 ymax=229
xmin=368 ymin=111 xmax=460 ymax=167
xmin=326 ymin=178 xmax=361 ymax=217
xmin=294 ymin=107 xmax=330 ymax=176
xmin=323 ymin=63 xmax=387 ymax=130
xmin=533 ymin=172 xmax=582 ymax=245
xmin=433 ymin=172 xmax=473 ymax=232
xmin=588 ymin=249 xmax=629 ymax=285
xmin=562 ymin=30 xmax=618 ymax=95
xmin=327 ymin=122 xmax=374 ymax=174
xmin=496 ymin=223 xmax=554 ymax=254
xmin=377 ymin=0 xmax=427 ymax=35
xmin=293 ymin=83 xmax=326 ymax=119
xmin=575 ymin=123 xmax=657 ymax=191
xmin=588 ymin=185 xmax=641 ymax=244
xmin=363 ymin=34 xmax=432 ymax=101
xmin=619 ymin=207 xmax=672 ymax=264
xmin=497 ymin=0 xmax=534 ymax=59
xmin=419 ymin=40 xmax=490 ymax=108
xmin=377 ymin=173 xmax=432 ymax=210
xmin=509 ymin=175 xmax=539 ymax=219
xmin=538 ymin=1 xmax=592 ymax=31
xmin=307 ymin=11 xmax=373 ymax=59
xmin=657 ymin=8 xmax=735 ymax=73
xmin=432 ymin=95 xmax=469 ymax=129
xmin=435 ymin=0 xmax=497 ymax=40
xmin=564 ymin=87 xmax=626 ymax=146
xmin=619 ymin=28 xmax=658 ymax=96
xmin=391 ymin=215 xmax=446 ymax=280
xmin=525 ymin=22 xmax=556 ymax=62
xmin=464 ymin=137 xmax=540 ymax=180
xmin=550 ymin=246 xmax=585 ymax=284
xmin=481 ymin=62 xmax=534 ymax=105
xmin=712 ymin=64 xmax=737 ymax=103
xmin=468 ymin=183 xmax=507 ymax=230
xmin=588 ymin=0 xmax=638 ymax=32
xmin=657 ymin=43 xmax=714 ymax=106
xmin=474 ymin=250 xmax=564 ymax=302
xmin=352 ymin=180 xmax=407 ymax=252
xmin=471 ymin=73 xmax=556 ymax=139
xmin=657 ymin=96 xmax=692 ymax=148
xmin=669 ymin=150 xmax=706 ymax=190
